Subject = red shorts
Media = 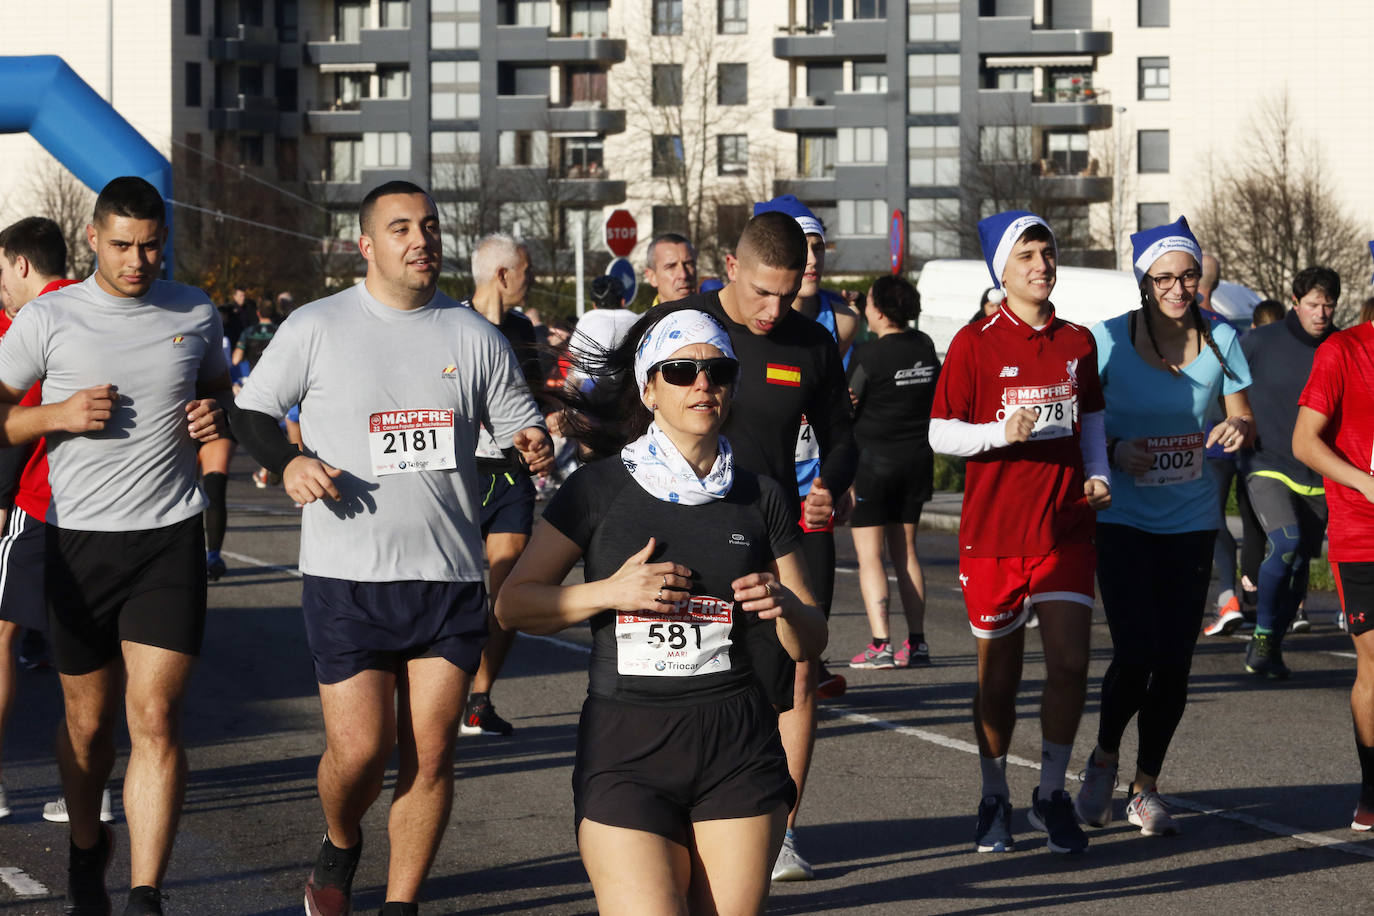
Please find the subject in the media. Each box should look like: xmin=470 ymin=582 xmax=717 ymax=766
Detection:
xmin=959 ymin=540 xmax=1096 ymax=639
xmin=798 ymin=499 xmax=834 ymax=534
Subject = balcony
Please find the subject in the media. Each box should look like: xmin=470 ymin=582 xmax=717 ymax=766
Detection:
xmin=208 ymin=94 xmax=282 ymax=132
xmin=495 ymin=26 xmax=627 ymax=63
xmin=208 ymin=24 xmax=280 ymax=62
xmin=977 ymin=17 xmax=1112 ymax=55
xmin=774 ymin=176 xmax=837 ymax=201
xmin=1037 ymin=173 xmax=1113 ymax=203
xmin=554 ymin=176 xmax=626 ymax=205
xmin=306 ymin=28 xmax=411 ymax=66
xmin=309 ymin=168 xmax=414 ymax=206
xmin=978 ymin=89 xmax=1113 ymax=129
xmin=493 ymin=96 xmax=624 ymax=132
xmin=774 ymin=19 xmax=888 ymax=59
xmin=774 ymin=101 xmax=837 ymax=132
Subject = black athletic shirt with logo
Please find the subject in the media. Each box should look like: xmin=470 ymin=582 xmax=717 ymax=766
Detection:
xmin=541 ymin=457 xmax=801 ymax=705
xmin=846 ymin=330 xmax=941 ymax=456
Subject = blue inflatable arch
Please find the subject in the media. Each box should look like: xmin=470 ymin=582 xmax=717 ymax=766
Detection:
xmin=0 ymin=55 xmax=175 ymax=274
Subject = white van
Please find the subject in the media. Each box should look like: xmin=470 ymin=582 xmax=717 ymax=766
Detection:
xmin=914 ymin=259 xmax=1261 ymax=355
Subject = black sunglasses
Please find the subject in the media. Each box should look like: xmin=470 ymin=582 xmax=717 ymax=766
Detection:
xmin=652 ymin=357 xmax=740 ymax=387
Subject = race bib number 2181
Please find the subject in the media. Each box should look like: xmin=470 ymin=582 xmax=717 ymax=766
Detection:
xmin=369 ymin=409 xmax=458 ymax=476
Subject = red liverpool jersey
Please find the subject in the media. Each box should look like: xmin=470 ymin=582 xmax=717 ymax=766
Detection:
xmin=1298 ymin=322 xmax=1374 ymax=562
xmin=931 ymin=304 xmax=1104 ymax=557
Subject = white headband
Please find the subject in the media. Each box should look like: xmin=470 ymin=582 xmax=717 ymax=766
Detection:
xmin=633 ymin=310 xmax=736 ymax=405
xmin=1133 ymin=237 xmax=1203 ymax=281
xmin=991 ymin=215 xmax=1051 ymax=287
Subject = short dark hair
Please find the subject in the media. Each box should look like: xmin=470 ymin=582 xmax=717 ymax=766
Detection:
xmin=1252 ymin=299 xmax=1286 ymax=326
xmin=736 ymin=211 xmax=806 ymax=271
xmin=646 ymin=233 xmax=694 ymax=270
xmin=1292 ymin=266 xmax=1340 ymax=303
xmin=1017 ymin=222 xmax=1055 ymax=248
xmin=0 ymin=216 xmax=67 ymax=279
xmin=359 ymin=180 xmax=432 ymax=236
xmin=869 ymin=275 xmax=920 ymax=325
xmin=1360 ymin=297 xmax=1374 ymax=326
xmin=256 ymin=299 xmax=279 ymax=323
xmin=92 ymin=176 xmax=165 ymax=227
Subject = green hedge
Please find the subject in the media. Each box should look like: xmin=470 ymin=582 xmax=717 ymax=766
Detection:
xmin=933 ymin=454 xmax=966 ymax=492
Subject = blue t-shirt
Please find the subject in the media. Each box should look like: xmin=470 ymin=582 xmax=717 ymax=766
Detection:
xmin=1093 ymin=311 xmax=1251 ymax=534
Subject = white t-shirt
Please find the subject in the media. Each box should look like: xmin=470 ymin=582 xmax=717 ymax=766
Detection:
xmin=0 ymin=275 xmax=226 ymax=531
xmin=235 ymin=282 xmax=544 ymax=582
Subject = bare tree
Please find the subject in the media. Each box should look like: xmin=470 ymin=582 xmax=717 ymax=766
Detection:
xmin=1095 ymin=116 xmax=1136 ymax=270
xmin=1193 ymin=92 xmax=1366 ymax=316
xmin=23 ymin=156 xmax=96 ymax=277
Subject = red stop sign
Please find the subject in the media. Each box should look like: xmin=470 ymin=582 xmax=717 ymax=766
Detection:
xmin=605 ymin=209 xmax=637 ymax=257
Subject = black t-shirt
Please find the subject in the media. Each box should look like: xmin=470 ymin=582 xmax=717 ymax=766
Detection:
xmin=672 ymin=293 xmax=856 ymax=513
xmin=1241 ymin=309 xmax=1333 ymax=487
xmin=847 ymin=330 xmax=940 ymax=455
xmin=541 ymin=457 xmax=802 ymax=705
xmin=500 ymin=309 xmax=543 ymax=389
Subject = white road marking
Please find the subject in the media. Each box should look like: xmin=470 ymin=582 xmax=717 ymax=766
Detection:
xmin=0 ymin=866 xmax=48 ymax=896
xmin=221 ymin=551 xmax=302 ymax=578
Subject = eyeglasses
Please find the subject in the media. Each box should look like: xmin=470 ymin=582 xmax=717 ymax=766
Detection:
xmin=652 ymin=357 xmax=740 ymax=387
xmin=1147 ymin=270 xmax=1203 ymax=291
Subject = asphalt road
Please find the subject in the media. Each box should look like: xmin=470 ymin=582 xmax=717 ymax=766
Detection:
xmin=2 ymin=461 xmax=1372 ymax=914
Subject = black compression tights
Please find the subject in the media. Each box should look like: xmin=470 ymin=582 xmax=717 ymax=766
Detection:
xmin=800 ymin=528 xmax=835 ymax=619
xmin=203 ymin=472 xmax=228 ymax=553
xmin=1095 ymin=523 xmax=1216 ymax=777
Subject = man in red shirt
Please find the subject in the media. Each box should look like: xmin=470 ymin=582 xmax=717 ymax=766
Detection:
xmin=1292 ymin=312 xmax=1374 ymax=830
xmin=0 ymin=216 xmax=82 ymax=823
xmin=930 ymin=210 xmax=1110 ymax=855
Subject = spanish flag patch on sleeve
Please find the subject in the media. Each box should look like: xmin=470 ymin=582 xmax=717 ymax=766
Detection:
xmin=765 ymin=363 xmax=802 ymax=387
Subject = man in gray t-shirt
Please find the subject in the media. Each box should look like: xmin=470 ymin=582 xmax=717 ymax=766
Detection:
xmin=0 ymin=177 xmax=228 ymax=915
xmin=234 ymin=180 xmax=551 ymax=913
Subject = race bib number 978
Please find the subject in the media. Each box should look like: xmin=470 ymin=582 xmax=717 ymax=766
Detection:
xmin=616 ymin=595 xmax=733 ymax=677
xmin=1000 ymin=382 xmax=1075 ymax=441
xmin=369 ymin=409 xmax=458 ymax=476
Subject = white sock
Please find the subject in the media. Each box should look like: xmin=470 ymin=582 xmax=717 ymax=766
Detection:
xmin=1039 ymin=740 xmax=1073 ymax=796
xmin=979 ymin=754 xmax=1009 ymax=799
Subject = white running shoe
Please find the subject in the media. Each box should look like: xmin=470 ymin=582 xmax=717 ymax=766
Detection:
xmin=1126 ymin=790 xmax=1179 ymax=836
xmin=0 ymin=783 xmax=10 ymax=819
xmin=43 ymin=788 xmax=115 ymax=824
xmin=771 ymin=829 xmax=814 ymax=881
xmin=1074 ymin=752 xmax=1118 ymax=828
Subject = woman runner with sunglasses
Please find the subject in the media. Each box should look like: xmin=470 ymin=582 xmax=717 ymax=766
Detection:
xmin=497 ymin=304 xmax=827 ymax=915
xmin=1074 ymin=217 xmax=1253 ymax=838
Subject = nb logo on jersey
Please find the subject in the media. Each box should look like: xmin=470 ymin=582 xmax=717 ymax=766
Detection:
xmin=998 ymin=366 xmax=1019 ymax=378
xmin=441 ymin=365 xmax=459 ymax=379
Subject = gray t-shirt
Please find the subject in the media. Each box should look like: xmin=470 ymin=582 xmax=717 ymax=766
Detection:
xmin=235 ymin=282 xmax=543 ymax=582
xmin=0 ymin=275 xmax=226 ymax=532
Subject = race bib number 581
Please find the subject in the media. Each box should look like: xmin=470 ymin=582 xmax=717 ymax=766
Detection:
xmin=616 ymin=595 xmax=733 ymax=677
xmin=369 ymin=409 xmax=457 ymax=476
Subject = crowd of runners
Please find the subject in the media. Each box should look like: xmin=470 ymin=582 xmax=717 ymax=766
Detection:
xmin=0 ymin=175 xmax=1372 ymax=916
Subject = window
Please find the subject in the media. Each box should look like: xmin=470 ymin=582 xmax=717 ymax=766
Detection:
xmin=1138 ymin=0 xmax=1169 ymax=27
xmin=719 ymin=0 xmax=746 ymax=33
xmin=907 ymin=53 xmax=960 ymax=114
xmin=568 ymin=67 xmax=608 ymax=104
xmin=908 ymin=125 xmax=959 ymax=186
xmin=837 ymin=199 xmax=888 ymax=236
xmin=853 ymin=62 xmax=888 ymax=93
xmin=239 ymin=65 xmax=264 ymax=97
xmin=238 ymin=135 xmax=264 ymax=167
xmin=979 ymin=125 xmax=1030 ymax=163
xmin=909 ymin=2 xmax=959 ymax=41
xmin=498 ymin=130 xmax=548 ymax=166
xmin=798 ymin=134 xmax=837 ymax=178
xmin=1045 ymin=131 xmax=1088 ymax=173
xmin=336 ymin=0 xmax=366 ymax=41
xmin=241 ymin=0 xmax=263 ymax=26
xmin=431 ymin=21 xmax=456 ymax=46
xmin=276 ymin=137 xmax=299 ymax=181
xmin=277 ymin=0 xmax=299 ymax=41
xmin=718 ymin=135 xmax=748 ymax=175
xmin=569 ymin=0 xmax=609 ymax=36
xmin=1138 ymin=57 xmax=1169 ymax=100
xmin=838 ymin=126 xmax=887 ymax=164
xmin=1138 ymin=129 xmax=1169 ymax=173
xmin=652 ymin=134 xmax=684 ymax=177
xmin=653 ymin=0 xmax=683 ymax=35
xmin=499 ymin=0 xmax=550 ymax=26
xmin=653 ymin=205 xmax=687 ymax=237
xmin=809 ymin=0 xmax=841 ymax=30
xmin=334 ymin=72 xmax=369 ymax=108
xmin=276 ymin=67 xmax=297 ymax=111
xmin=431 ymin=130 xmax=481 ymax=188
xmin=184 ymin=62 xmax=201 ymax=107
xmin=431 ymin=61 xmax=480 ymax=119
xmin=716 ymin=204 xmax=749 ymax=247
xmin=992 ymin=69 xmax=1033 ymax=91
xmin=379 ymin=68 xmax=409 ymax=99
xmin=806 ymin=63 xmax=842 ymax=104
xmin=718 ymin=63 xmax=747 ymax=105
xmin=652 ymin=65 xmax=683 ymax=106
xmin=381 ymin=0 xmax=409 ymax=27
xmin=1137 ymin=202 xmax=1170 ymax=231
xmin=363 ymin=131 xmax=411 ymax=169
xmin=907 ymin=197 xmax=961 ymax=259
xmin=853 ymin=0 xmax=885 ymax=18
xmin=562 ymin=137 xmax=604 ymax=177
xmin=186 ymin=0 xmax=201 ymax=35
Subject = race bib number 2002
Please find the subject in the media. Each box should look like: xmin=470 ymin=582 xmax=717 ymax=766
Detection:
xmin=1138 ymin=432 xmax=1204 ymax=487
xmin=369 ymin=409 xmax=458 ymax=476
xmin=616 ymin=596 xmax=733 ymax=677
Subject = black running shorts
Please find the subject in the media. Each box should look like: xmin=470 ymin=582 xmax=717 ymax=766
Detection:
xmin=301 ymin=575 xmax=489 ymax=685
xmin=573 ymin=685 xmax=796 ymax=846
xmin=478 ymin=471 xmax=536 ymax=538
xmin=0 ymin=507 xmax=47 ymax=631
xmin=46 ymin=515 xmax=207 ymax=675
xmin=850 ymin=449 xmax=932 ymax=528
xmin=1333 ymin=561 xmax=1374 ymax=636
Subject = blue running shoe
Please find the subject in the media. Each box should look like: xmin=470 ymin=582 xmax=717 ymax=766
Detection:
xmin=975 ymin=795 xmax=1014 ymax=853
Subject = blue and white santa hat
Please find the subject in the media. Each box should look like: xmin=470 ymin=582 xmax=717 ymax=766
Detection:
xmin=1130 ymin=216 xmax=1203 ymax=284
xmin=753 ymin=194 xmax=825 ymax=240
xmin=977 ymin=210 xmax=1054 ymax=289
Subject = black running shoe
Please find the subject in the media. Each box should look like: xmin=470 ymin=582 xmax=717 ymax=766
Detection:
xmin=66 ymin=825 xmax=113 ymax=916
xmin=304 ymin=831 xmax=362 ymax=916
xmin=379 ymin=903 xmax=420 ymax=916
xmin=816 ymin=663 xmax=847 ymax=699
xmin=1028 ymin=786 xmax=1088 ymax=854
xmin=1245 ymin=633 xmax=1290 ymax=679
xmin=206 ymin=555 xmax=227 ymax=582
xmin=460 ymin=695 xmax=514 ymax=736
xmin=124 ymin=886 xmax=166 ymax=915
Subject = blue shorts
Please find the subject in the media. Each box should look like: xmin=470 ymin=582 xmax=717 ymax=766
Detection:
xmin=479 ymin=470 xmax=536 ymax=538
xmin=0 ymin=507 xmax=46 ymax=631
xmin=301 ymin=575 xmax=489 ymax=685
